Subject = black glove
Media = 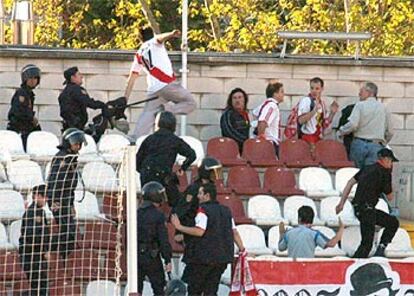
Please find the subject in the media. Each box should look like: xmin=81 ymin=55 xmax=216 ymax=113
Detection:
xmin=101 ymin=105 xmax=111 ymax=119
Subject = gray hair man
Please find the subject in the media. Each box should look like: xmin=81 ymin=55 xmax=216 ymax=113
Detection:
xmin=338 ymin=82 xmax=393 ymax=168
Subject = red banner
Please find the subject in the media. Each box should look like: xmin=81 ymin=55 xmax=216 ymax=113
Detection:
xmin=249 ymin=258 xmax=414 ymax=295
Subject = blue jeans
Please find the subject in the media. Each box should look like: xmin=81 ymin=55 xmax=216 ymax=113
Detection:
xmin=350 ymin=138 xmax=383 ymax=169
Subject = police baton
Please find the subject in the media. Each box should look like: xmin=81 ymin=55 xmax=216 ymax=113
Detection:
xmin=125 ymin=96 xmax=159 ymax=108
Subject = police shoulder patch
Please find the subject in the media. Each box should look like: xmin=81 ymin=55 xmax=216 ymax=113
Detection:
xmin=19 ymin=96 xmax=25 ymax=103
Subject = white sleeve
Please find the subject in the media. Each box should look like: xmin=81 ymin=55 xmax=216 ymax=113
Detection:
xmin=130 ymin=52 xmax=143 ymax=74
xmin=258 ymin=103 xmax=277 ymax=124
xmin=195 ymin=208 xmax=208 ymax=230
xmin=298 ymin=97 xmax=311 ymax=116
xmin=232 ymin=218 xmax=236 ymax=230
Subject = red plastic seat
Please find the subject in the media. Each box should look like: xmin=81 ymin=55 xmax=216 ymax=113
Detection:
xmin=263 ymin=167 xmax=304 ymax=197
xmin=82 ymin=222 xmax=118 ymax=250
xmin=217 ymin=194 xmax=253 ymax=224
xmin=67 ymin=249 xmax=115 ymax=281
xmin=49 ymin=282 xmax=82 ymax=296
xmin=279 ymin=139 xmax=318 ymax=168
xmin=207 ymin=137 xmax=247 ymax=167
xmin=103 ymin=193 xmax=126 ymax=222
xmin=0 ymin=251 xmax=26 ymax=281
xmin=190 ymin=166 xmax=231 ymax=194
xmin=314 ymin=140 xmax=354 ymax=168
xmin=242 ymin=139 xmax=283 ymax=167
xmin=227 ymin=166 xmax=266 ymax=196
xmin=167 ymin=223 xmax=184 ymax=254
xmin=173 ymin=164 xmax=189 ymax=192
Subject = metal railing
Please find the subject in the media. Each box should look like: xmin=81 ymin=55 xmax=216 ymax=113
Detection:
xmin=277 ymin=31 xmax=372 ymax=60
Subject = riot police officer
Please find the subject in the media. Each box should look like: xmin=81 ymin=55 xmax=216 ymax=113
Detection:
xmin=58 ymin=66 xmax=108 ymax=131
xmin=136 ymin=111 xmax=196 ymax=207
xmin=138 ymin=181 xmax=172 ymax=296
xmin=46 ymin=128 xmax=86 ymax=260
xmin=7 ymin=64 xmax=42 ymax=151
xmin=19 ymin=184 xmax=51 ymax=296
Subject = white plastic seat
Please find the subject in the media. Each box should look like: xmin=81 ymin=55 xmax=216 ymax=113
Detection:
xmin=341 ymin=226 xmax=378 ymax=257
xmin=299 ymin=167 xmax=339 ymax=198
xmin=312 ymin=226 xmax=347 ymax=257
xmin=236 ymin=224 xmax=272 ymax=255
xmin=0 ymin=190 xmax=25 ymax=221
xmin=375 ymin=198 xmax=390 ymax=214
xmin=0 ymin=223 xmax=14 ymax=250
xmin=335 ymin=167 xmax=359 ymax=197
xmin=0 ymin=130 xmax=29 ymax=162
xmin=135 ymin=135 xmax=150 ymax=153
xmin=268 ymin=225 xmax=288 ymax=256
xmin=220 ymin=264 xmax=232 ymax=285
xmin=247 ymin=195 xmax=287 ymax=226
xmin=9 ymin=220 xmax=21 ymax=248
xmin=218 ymin=284 xmax=230 ymax=296
xmin=86 ymin=280 xmax=118 ymax=296
xmin=176 ymin=136 xmax=205 ymax=166
xmin=78 ymin=134 xmax=104 ymax=163
xmin=74 ymin=191 xmax=104 ymax=221
xmin=118 ymin=163 xmax=141 ymax=193
xmin=320 ymin=196 xmax=359 ymax=227
xmin=283 ymin=195 xmax=324 ymax=226
xmin=82 ymin=162 xmax=119 ymax=193
xmin=379 ymin=228 xmax=414 ymax=258
xmin=26 ymin=131 xmax=59 ymax=162
xmin=7 ymin=160 xmax=44 ymax=191
xmin=0 ymin=163 xmax=13 ymax=190
xmin=98 ymin=134 xmax=130 ymax=164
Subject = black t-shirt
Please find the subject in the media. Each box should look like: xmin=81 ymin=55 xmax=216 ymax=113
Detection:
xmin=352 ymin=163 xmax=392 ymax=207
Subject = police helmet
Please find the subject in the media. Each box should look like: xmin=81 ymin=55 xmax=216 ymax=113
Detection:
xmin=60 ymin=128 xmax=87 ymax=148
xmin=198 ymin=157 xmax=222 ymax=181
xmin=142 ymin=181 xmax=167 ymax=204
xmin=155 ymin=111 xmax=176 ymax=132
xmin=21 ymin=64 xmax=41 ymax=87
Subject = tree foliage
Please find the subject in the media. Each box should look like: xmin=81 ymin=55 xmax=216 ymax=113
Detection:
xmin=1 ymin=0 xmax=413 ymax=55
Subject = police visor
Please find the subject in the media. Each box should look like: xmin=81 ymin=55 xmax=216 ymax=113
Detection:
xmin=65 ymin=129 xmax=87 ymax=146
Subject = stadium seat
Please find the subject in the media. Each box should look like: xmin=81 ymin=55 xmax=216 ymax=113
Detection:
xmin=98 ymin=134 xmax=130 ymax=164
xmin=0 ymin=130 xmax=28 ymax=162
xmin=217 ymin=194 xmax=253 ymax=225
xmin=341 ymin=226 xmax=378 ymax=257
xmin=0 ymin=163 xmax=13 ymax=190
xmin=190 ymin=167 xmax=230 ymax=194
xmin=82 ymin=222 xmax=118 ymax=250
xmin=44 ymin=161 xmax=83 ymax=192
xmin=0 ymin=190 xmax=25 ymax=221
xmin=314 ymin=140 xmax=354 ymax=168
xmin=267 ymin=225 xmax=288 ymax=256
xmin=206 ymin=137 xmax=247 ymax=167
xmin=176 ymin=136 xmax=205 ymax=167
xmin=0 ymin=223 xmax=13 ymax=250
xmin=103 ymin=194 xmax=126 ymax=222
xmin=218 ymin=284 xmax=230 ymax=296
xmin=235 ymin=224 xmax=272 ymax=255
xmin=0 ymin=251 xmax=26 ymax=281
xmin=86 ymin=280 xmax=118 ymax=296
xmin=78 ymin=134 xmax=104 ymax=163
xmin=298 ymin=167 xmax=339 ymax=199
xmin=9 ymin=220 xmax=21 ymax=249
xmin=220 ymin=264 xmax=232 ymax=285
xmin=335 ymin=167 xmax=359 ymax=197
xmin=7 ymin=160 xmax=44 ymax=191
xmin=49 ymin=281 xmax=82 ymax=296
xmin=279 ymin=139 xmax=318 ymax=168
xmin=375 ymin=198 xmax=390 ymax=214
xmin=379 ymin=228 xmax=414 ymax=258
xmin=283 ymin=195 xmax=324 ymax=226
xmin=263 ymin=167 xmax=304 ymax=197
xmin=67 ymin=249 xmax=114 ymax=281
xmin=312 ymin=226 xmax=347 ymax=257
xmin=241 ymin=139 xmax=283 ymax=167
xmin=227 ymin=166 xmax=266 ymax=196
xmin=320 ymin=196 xmax=359 ymax=227
xmin=74 ymin=191 xmax=105 ymax=221
xmin=82 ymin=161 xmax=119 ymax=193
xmin=247 ymin=195 xmax=287 ymax=226
xmin=26 ymin=131 xmax=59 ymax=162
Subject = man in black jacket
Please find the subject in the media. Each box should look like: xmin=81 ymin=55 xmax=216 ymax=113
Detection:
xmin=136 ymin=111 xmax=196 ymax=207
xmin=19 ymin=184 xmax=51 ymax=296
xmin=171 ymin=183 xmax=245 ymax=295
xmin=138 ymin=181 xmax=172 ymax=296
xmin=7 ymin=64 xmax=42 ymax=151
xmin=46 ymin=128 xmax=86 ymax=260
xmin=58 ymin=66 xmax=108 ymax=132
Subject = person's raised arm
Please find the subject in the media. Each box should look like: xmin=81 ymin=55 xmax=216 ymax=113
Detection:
xmin=156 ymin=29 xmax=181 ymax=44
xmin=125 ymin=72 xmax=139 ymax=100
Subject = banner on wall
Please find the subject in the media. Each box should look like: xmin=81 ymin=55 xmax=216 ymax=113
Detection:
xmin=249 ymin=258 xmax=414 ymax=296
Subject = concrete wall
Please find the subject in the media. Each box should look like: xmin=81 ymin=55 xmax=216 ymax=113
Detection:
xmin=1 ymin=47 xmax=414 ymax=217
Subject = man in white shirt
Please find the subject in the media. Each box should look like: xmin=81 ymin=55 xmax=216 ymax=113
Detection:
xmin=338 ymin=82 xmax=393 ymax=168
xmin=297 ymin=77 xmax=338 ymax=145
xmin=125 ymin=27 xmax=196 ymax=139
xmin=253 ymin=81 xmax=284 ymax=157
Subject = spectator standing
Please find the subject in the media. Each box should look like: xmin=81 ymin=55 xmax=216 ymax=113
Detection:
xmin=337 ymin=103 xmax=355 ymax=159
xmin=7 ymin=64 xmax=42 ymax=151
xmin=338 ymin=82 xmax=393 ymax=169
xmin=252 ymin=81 xmax=285 ymax=157
xmin=278 ymin=206 xmax=344 ymax=258
xmin=297 ymin=77 xmax=338 ymax=145
xmin=171 ymin=183 xmax=245 ymax=295
xmin=125 ymin=27 xmax=196 ymax=139
xmin=336 ymin=148 xmax=400 ymax=258
xmin=220 ymin=88 xmax=250 ymax=152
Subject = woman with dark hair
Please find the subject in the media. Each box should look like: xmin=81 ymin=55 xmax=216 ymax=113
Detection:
xmin=220 ymin=88 xmax=250 ymax=152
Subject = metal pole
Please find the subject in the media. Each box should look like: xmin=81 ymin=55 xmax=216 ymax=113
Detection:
xmin=126 ymin=144 xmax=138 ymax=296
xmin=180 ymin=0 xmax=189 ymax=136
xmin=0 ymin=0 xmax=5 ymax=45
